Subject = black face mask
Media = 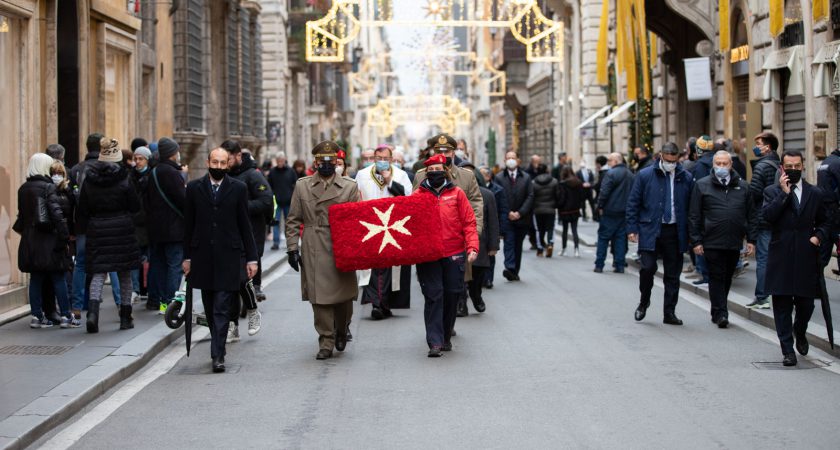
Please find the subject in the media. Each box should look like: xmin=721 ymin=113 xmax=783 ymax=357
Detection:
xmin=317 ymin=162 xmax=336 ymax=177
xmin=785 ymin=169 xmax=802 ymax=185
xmin=208 ymin=168 xmax=228 ymax=181
xmin=445 ymin=157 xmax=453 ymax=167
xmin=427 ymin=171 xmax=446 ymax=188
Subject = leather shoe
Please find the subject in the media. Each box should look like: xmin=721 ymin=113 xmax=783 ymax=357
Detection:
xmin=427 ymin=347 xmax=442 ymax=357
xmin=335 ymin=333 xmax=348 ymax=352
xmin=316 ymin=349 xmax=332 ymax=360
xmin=346 ymin=330 xmax=353 ymax=342
xmin=473 ymin=298 xmax=486 ymax=313
xmin=502 ymin=269 xmax=517 ymax=281
xmin=663 ymin=313 xmax=683 ymax=325
xmin=371 ymin=306 xmax=384 ymax=320
xmin=456 ymin=301 xmax=468 ymax=317
xmin=782 ymin=353 xmax=798 ymax=367
xmin=795 ymin=333 xmax=809 ymax=356
xmin=442 ymin=342 xmax=452 ymax=352
xmin=634 ymin=302 xmax=649 ymax=321
xmin=593 ymin=267 xmax=604 ymax=273
xmin=717 ymin=317 xmax=729 ymax=329
xmin=212 ymin=356 xmax=225 ymax=373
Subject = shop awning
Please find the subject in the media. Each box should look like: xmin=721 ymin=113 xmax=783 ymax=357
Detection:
xmin=761 ymin=45 xmax=804 ymax=101
xmin=575 ymin=105 xmax=613 ymax=130
xmin=600 ymin=101 xmax=636 ymax=125
xmin=812 ymin=40 xmax=840 ymax=97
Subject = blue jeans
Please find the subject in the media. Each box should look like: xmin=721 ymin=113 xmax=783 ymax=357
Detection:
xmin=695 ymin=254 xmax=709 ymax=280
xmin=595 ymin=214 xmax=627 ymax=269
xmin=272 ymin=204 xmax=290 ymax=246
xmin=30 ymin=271 xmax=70 ymax=319
xmin=754 ymin=229 xmax=771 ymax=300
xmin=71 ymin=234 xmax=121 ymax=310
xmin=148 ymin=242 xmax=183 ymax=304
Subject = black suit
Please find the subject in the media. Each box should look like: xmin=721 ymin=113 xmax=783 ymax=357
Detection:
xmin=184 ymin=175 xmax=258 ymax=359
xmin=494 ymin=168 xmax=534 ymax=275
xmin=762 ymin=181 xmax=831 ymax=356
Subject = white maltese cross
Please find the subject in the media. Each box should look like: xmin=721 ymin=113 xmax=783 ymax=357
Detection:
xmin=359 ymin=204 xmax=412 ymax=253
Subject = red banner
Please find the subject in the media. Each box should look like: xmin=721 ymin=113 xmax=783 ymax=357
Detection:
xmin=329 ymin=194 xmax=444 ymax=271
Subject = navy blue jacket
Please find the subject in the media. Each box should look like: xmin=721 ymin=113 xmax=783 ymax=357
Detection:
xmin=596 ymin=163 xmax=634 ymax=215
xmin=626 ymin=162 xmax=694 ymax=252
xmin=691 ymin=151 xmax=714 ymax=181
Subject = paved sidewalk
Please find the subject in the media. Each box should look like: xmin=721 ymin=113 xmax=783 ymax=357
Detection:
xmin=0 ymin=243 xmax=286 ymax=450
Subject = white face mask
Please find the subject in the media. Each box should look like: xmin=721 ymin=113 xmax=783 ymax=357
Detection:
xmin=660 ymin=160 xmax=677 ymax=172
xmin=505 ymin=159 xmax=518 ymax=170
xmin=51 ymin=175 xmax=64 ymax=185
xmin=455 ymin=150 xmax=466 ymax=159
xmin=335 ymin=166 xmax=345 ymax=176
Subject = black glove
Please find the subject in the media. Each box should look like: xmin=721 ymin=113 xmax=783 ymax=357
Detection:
xmin=287 ymin=250 xmax=301 ymax=272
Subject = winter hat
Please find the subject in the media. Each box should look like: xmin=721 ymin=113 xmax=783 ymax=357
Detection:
xmin=130 ymin=138 xmax=148 ymax=151
xmin=696 ymin=135 xmax=714 ymax=154
xmin=27 ymin=153 xmax=55 ymax=177
xmin=134 ymin=146 xmax=152 ymax=160
xmin=157 ymin=137 xmax=180 ymax=160
xmin=148 ymin=141 xmax=159 ymax=154
xmin=98 ymin=137 xmax=122 ymax=162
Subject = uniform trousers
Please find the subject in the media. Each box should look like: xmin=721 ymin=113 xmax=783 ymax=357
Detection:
xmin=772 ymin=295 xmax=815 ymax=355
xmin=201 ymin=290 xmax=236 ymax=359
xmin=638 ymin=224 xmax=681 ymax=315
xmin=312 ymin=301 xmax=353 ymax=351
xmin=417 ymin=253 xmax=465 ymax=348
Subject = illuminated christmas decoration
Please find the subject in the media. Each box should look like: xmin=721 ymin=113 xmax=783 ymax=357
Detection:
xmin=366 ymin=95 xmax=471 ymax=137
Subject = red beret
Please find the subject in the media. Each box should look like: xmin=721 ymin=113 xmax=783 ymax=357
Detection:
xmin=424 ymin=154 xmax=447 ymax=167
xmin=336 ymin=149 xmax=346 ymax=160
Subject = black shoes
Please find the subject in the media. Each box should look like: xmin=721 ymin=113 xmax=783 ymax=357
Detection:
xmin=782 ymin=353 xmax=798 ymax=367
xmin=717 ymin=316 xmax=729 ymax=329
xmin=316 ymin=349 xmax=333 ymax=360
xmin=145 ymin=298 xmax=159 ymax=311
xmin=502 ymin=269 xmax=520 ymax=281
xmin=634 ymin=302 xmax=649 ymax=321
xmin=255 ymin=286 xmax=266 ymax=302
xmin=456 ymin=301 xmax=468 ymax=317
xmin=593 ymin=267 xmax=604 ymax=273
xmin=472 ymin=298 xmax=486 ymax=313
xmin=663 ymin=313 xmax=683 ymax=325
xmin=212 ymin=356 xmax=225 ymax=373
xmin=795 ymin=333 xmax=809 ymax=356
xmin=86 ymin=302 xmax=100 ymax=334
xmin=692 ymin=278 xmax=709 ymax=286
xmin=428 ymin=347 xmax=442 ymax=358
xmin=613 ymin=268 xmax=625 ymax=274
xmin=371 ymin=306 xmax=384 ymax=320
xmin=270 ymin=244 xmax=280 ymax=250
xmin=346 ymin=330 xmax=353 ymax=342
xmin=442 ymin=342 xmax=452 ymax=352
xmin=335 ymin=332 xmax=348 ymax=352
xmin=483 ymin=280 xmax=493 ymax=289
xmin=119 ymin=305 xmax=134 ymax=330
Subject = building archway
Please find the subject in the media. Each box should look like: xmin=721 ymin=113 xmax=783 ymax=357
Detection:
xmin=57 ymin=0 xmax=80 ymax=166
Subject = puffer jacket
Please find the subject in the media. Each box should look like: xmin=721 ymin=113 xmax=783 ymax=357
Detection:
xmin=749 ymin=151 xmax=780 ymax=230
xmin=16 ymin=176 xmax=70 ymax=272
xmin=688 ymin=171 xmax=758 ymax=250
xmin=531 ymin=173 xmax=560 ymax=215
xmin=414 ymin=180 xmax=479 ymax=257
xmin=229 ymin=155 xmax=274 ymax=254
xmin=131 ymin=168 xmax=150 ymax=248
xmin=558 ymin=176 xmax=584 ymax=218
xmin=77 ymin=161 xmax=141 ymax=273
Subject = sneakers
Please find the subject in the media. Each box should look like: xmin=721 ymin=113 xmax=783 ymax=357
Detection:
xmin=30 ymin=315 xmax=54 ymax=329
xmin=131 ymin=291 xmax=140 ymax=305
xmin=559 ymin=248 xmax=567 ymax=257
xmin=747 ymin=298 xmax=771 ymax=309
xmin=247 ymin=309 xmax=261 ymax=336
xmin=60 ymin=315 xmax=82 ymax=328
xmin=574 ymin=248 xmax=580 ymax=258
xmin=226 ymin=322 xmax=240 ymax=343
xmin=682 ymin=264 xmax=695 ymax=273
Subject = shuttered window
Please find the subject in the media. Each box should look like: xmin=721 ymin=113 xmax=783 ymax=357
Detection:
xmin=240 ymin=7 xmax=252 ymax=136
xmin=173 ymin=0 xmax=204 ymax=131
xmin=251 ymin=14 xmax=264 ymax=139
xmin=783 ymin=95 xmax=806 ymax=152
xmin=227 ymin=2 xmax=240 ymax=135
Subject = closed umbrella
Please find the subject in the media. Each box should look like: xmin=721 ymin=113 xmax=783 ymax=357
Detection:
xmin=817 ymin=254 xmax=834 ymax=349
xmin=185 ymin=281 xmax=193 ymax=356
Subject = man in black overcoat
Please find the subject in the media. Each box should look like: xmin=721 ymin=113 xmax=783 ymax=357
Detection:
xmin=763 ymin=150 xmax=832 ymax=367
xmin=183 ymin=148 xmax=258 ymax=373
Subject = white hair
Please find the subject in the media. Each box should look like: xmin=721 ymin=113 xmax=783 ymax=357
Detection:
xmin=275 ymin=151 xmax=287 ymax=160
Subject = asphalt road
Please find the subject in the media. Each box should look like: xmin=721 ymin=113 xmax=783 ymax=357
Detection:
xmin=37 ymin=246 xmax=840 ymax=449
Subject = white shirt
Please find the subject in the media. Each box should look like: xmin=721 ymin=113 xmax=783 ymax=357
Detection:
xmin=663 ymin=169 xmax=676 ymax=224
xmin=355 ymin=164 xmax=413 ymax=200
xmin=507 ymin=169 xmax=518 ymax=182
xmin=791 ymin=181 xmax=803 ymax=205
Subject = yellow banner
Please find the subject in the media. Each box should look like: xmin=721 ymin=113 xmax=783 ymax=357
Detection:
xmin=622 ymin=0 xmax=637 ymax=100
xmin=597 ymin=0 xmax=610 ymax=85
xmin=814 ymin=0 xmax=829 ymax=22
xmin=650 ymin=32 xmax=657 ymax=71
xmin=635 ymin=0 xmax=650 ymax=99
xmin=769 ymin=0 xmax=784 ymax=37
xmin=719 ymin=0 xmax=729 ymax=51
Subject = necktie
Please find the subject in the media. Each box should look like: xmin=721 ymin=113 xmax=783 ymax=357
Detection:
xmin=511 ymin=172 xmax=516 ymax=184
xmin=791 ymin=185 xmax=800 ymax=210
xmin=663 ymin=172 xmax=672 ymax=223
xmin=212 ymin=183 xmax=220 ymax=200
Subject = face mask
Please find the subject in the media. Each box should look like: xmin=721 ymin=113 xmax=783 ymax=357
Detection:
xmin=445 ymin=157 xmax=453 ymax=166
xmin=785 ymin=169 xmax=802 ymax=184
xmin=505 ymin=159 xmax=517 ymax=170
xmin=455 ymin=150 xmax=466 ymax=159
xmin=392 ymin=162 xmax=402 ymax=170
xmin=427 ymin=170 xmax=446 ymax=188
xmin=317 ymin=162 xmax=336 ymax=177
xmin=660 ymin=160 xmax=677 ymax=172
xmin=362 ymin=161 xmax=374 ymax=168
xmin=752 ymin=146 xmax=763 ymax=157
xmin=335 ymin=166 xmax=344 ymax=176
xmin=208 ymin=167 xmax=228 ymax=180
xmin=51 ymin=175 xmax=64 ymax=185
xmin=375 ymin=161 xmax=390 ymax=172
xmin=713 ymin=167 xmax=729 ymax=179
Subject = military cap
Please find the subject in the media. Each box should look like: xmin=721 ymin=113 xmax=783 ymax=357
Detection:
xmin=312 ymin=140 xmax=342 ymax=161
xmin=429 ymin=133 xmax=457 ymax=152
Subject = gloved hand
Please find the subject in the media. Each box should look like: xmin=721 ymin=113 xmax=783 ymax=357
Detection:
xmin=287 ymin=250 xmax=301 ymax=272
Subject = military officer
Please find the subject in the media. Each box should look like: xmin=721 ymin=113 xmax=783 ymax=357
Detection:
xmin=285 ymin=141 xmax=360 ymax=360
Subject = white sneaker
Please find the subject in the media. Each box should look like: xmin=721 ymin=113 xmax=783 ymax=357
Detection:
xmin=574 ymin=248 xmax=580 ymax=258
xmin=247 ymin=309 xmax=261 ymax=336
xmin=131 ymin=292 xmax=140 ymax=304
xmin=226 ymin=322 xmax=240 ymax=343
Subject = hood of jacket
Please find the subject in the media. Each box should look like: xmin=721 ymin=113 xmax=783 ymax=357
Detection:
xmin=534 ymin=173 xmax=554 ymax=185
xmin=230 ymin=154 xmax=258 ymax=177
xmin=86 ymin=160 xmax=128 ymax=186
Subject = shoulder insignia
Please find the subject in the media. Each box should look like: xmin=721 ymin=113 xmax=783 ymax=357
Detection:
xmin=258 ymin=185 xmax=267 ymax=191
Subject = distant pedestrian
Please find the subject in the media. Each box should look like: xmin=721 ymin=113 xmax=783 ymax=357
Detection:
xmin=531 ymin=163 xmax=559 ymax=257
xmin=594 ymin=153 xmax=633 ymax=273
xmin=267 ymin=151 xmax=297 ymax=250
xmin=480 ymin=166 xmax=509 ymax=289
xmin=393 ymin=149 xmax=415 ymax=182
xmin=494 ymin=151 xmax=533 ymax=281
xmin=558 ymin=166 xmax=584 ymax=257
xmin=467 ymin=184 xmax=500 ymax=313
xmin=292 ymin=159 xmax=307 ymax=178
xmin=626 ymin=143 xmax=693 ymax=325
xmin=689 ymin=135 xmax=715 ymax=286
xmin=524 ymin=155 xmax=541 ymax=179
xmin=689 ymin=151 xmax=757 ymax=328
xmin=817 ymin=146 xmax=840 ymax=269
xmin=39 ymin=158 xmax=72 ymax=324
xmin=748 ymin=132 xmax=781 ymax=310
xmin=577 ymin=162 xmax=596 ymax=221
xmin=68 ymin=133 xmax=103 ymax=315
xmin=593 ymin=155 xmax=609 ymax=222
xmin=762 ymin=150 xmax=832 ymax=366
xmin=131 ymin=147 xmax=152 ymax=303
xmin=551 ymin=152 xmax=568 ymax=180
xmin=633 ymin=146 xmax=654 ymax=173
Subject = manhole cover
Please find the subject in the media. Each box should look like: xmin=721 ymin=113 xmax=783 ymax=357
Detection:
xmin=172 ymin=363 xmax=241 ymax=375
xmin=752 ymin=359 xmax=831 ymax=370
xmin=0 ymin=345 xmax=73 ymax=356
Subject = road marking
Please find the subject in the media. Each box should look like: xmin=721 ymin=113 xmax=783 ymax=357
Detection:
xmin=37 ymin=266 xmax=291 ymax=449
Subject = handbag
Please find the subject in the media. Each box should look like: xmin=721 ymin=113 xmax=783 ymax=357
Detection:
xmin=34 ymin=184 xmax=55 ymax=231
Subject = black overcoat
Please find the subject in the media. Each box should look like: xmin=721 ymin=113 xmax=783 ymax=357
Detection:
xmin=762 ymin=182 xmax=832 ymax=298
xmin=183 ymin=175 xmax=258 ymax=292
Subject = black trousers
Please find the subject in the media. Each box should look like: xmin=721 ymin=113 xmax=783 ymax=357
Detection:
xmin=230 ymin=280 xmax=258 ymax=325
xmin=253 ymin=259 xmax=263 ymax=287
xmin=467 ymin=266 xmax=487 ymax=306
xmin=201 ymin=290 xmax=236 ymax=359
xmin=362 ymin=268 xmax=392 ymax=311
xmin=639 ymin=224 xmax=681 ymax=315
xmin=581 ymin=188 xmax=596 ymax=219
xmin=534 ymin=213 xmax=555 ymax=250
xmin=704 ymin=249 xmax=740 ymax=321
xmin=417 ymin=253 xmax=465 ymax=348
xmin=503 ymin=226 xmax=529 ymax=275
xmin=772 ymin=295 xmax=815 ymax=355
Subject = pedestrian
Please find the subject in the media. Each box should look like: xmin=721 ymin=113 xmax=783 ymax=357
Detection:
xmin=49 ymin=160 xmax=76 ymax=318
xmin=68 ymin=133 xmax=103 ymax=316
xmin=524 ymin=155 xmax=541 ymax=179
xmin=285 ymin=141 xmax=360 ymax=360
xmin=267 ymin=151 xmax=297 ymax=250
xmin=558 ymin=166 xmax=584 ymax=257
xmin=467 ymin=183 xmax=500 ymax=313
xmin=413 ymin=154 xmax=479 ymax=357
xmin=145 ymin=137 xmax=186 ymax=312
xmin=594 ymin=153 xmax=634 ymax=273
xmin=45 ymin=143 xmax=65 ymax=162
xmin=359 ymin=147 xmax=376 ymax=172
xmin=688 ymin=135 xmax=716 ymax=286
xmin=224 ymin=140 xmax=271 ymax=339
xmin=15 ymin=153 xmax=75 ymax=328
xmin=593 ymin=155 xmax=609 ymax=222
xmin=183 ymin=147 xmax=259 ymax=373
xmin=480 ymin=166 xmax=509 ymax=289
xmin=292 ymin=159 xmax=307 ymax=178
xmin=626 ymin=142 xmax=694 ymax=325
xmin=531 ymin=163 xmax=559 ymax=257
xmin=393 ymin=149 xmax=415 ymax=182
xmin=77 ymin=137 xmax=142 ymax=333
xmin=689 ymin=151 xmax=758 ymax=328
xmin=356 ymin=143 xmax=413 ymax=319
xmin=131 ymin=147 xmax=152 ymax=304
xmin=817 ymin=146 xmax=840 ymax=270
xmin=747 ymin=132 xmax=781 ymax=310
xmin=577 ymin=161 xmax=596 ymax=221
xmin=762 ymin=150 xmax=832 ymax=366
xmin=494 ymin=151 xmax=533 ymax=281
xmin=632 ymin=146 xmax=655 ymax=173
xmin=551 ymin=152 xmax=568 ymax=180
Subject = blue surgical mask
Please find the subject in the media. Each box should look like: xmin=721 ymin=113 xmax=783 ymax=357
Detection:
xmin=362 ymin=161 xmax=374 ymax=168
xmin=392 ymin=162 xmax=402 ymax=170
xmin=752 ymin=146 xmax=763 ymax=157
xmin=713 ymin=167 xmax=729 ymax=179
xmin=375 ymin=161 xmax=390 ymax=172
xmin=136 ymin=166 xmax=149 ymax=174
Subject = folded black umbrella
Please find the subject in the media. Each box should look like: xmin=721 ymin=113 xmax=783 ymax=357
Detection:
xmin=817 ymin=255 xmax=834 ymax=349
xmin=185 ymin=281 xmax=193 ymax=357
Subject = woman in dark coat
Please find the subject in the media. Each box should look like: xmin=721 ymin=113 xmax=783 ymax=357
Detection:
xmin=130 ymin=147 xmax=152 ymax=302
xmin=531 ymin=164 xmax=560 ymax=257
xmin=77 ymin=138 xmax=141 ymax=333
xmin=15 ymin=154 xmax=74 ymax=328
xmin=558 ymin=166 xmax=584 ymax=257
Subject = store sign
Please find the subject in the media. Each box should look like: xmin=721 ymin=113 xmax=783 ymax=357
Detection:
xmin=730 ymin=45 xmax=750 ymax=63
xmin=684 ymin=57 xmax=713 ymax=101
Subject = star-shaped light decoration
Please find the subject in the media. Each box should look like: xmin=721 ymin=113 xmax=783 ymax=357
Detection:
xmin=423 ymin=0 xmax=450 ymax=21
xmin=359 ymin=204 xmax=412 ymax=253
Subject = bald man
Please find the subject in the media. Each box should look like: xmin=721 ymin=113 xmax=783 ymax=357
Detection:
xmin=594 ymin=153 xmax=634 ymax=273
